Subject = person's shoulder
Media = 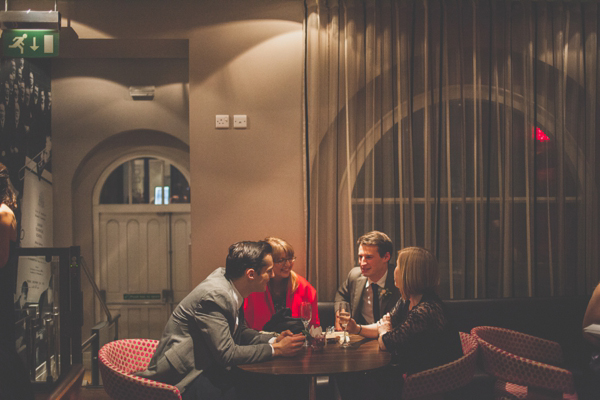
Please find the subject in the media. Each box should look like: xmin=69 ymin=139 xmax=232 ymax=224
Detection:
xmin=0 ymin=205 xmax=16 ymax=239
xmin=295 ymin=274 xmax=316 ymax=292
xmin=592 ymin=283 xmax=600 ymax=297
xmin=417 ymin=293 xmax=445 ymax=315
xmin=347 ymin=266 xmax=362 ymax=280
xmin=186 ymin=271 xmax=231 ymax=305
xmin=0 ymin=204 xmax=15 ymax=226
xmin=295 ymin=273 xmax=310 ymax=286
xmin=586 ymin=283 xmax=600 ymax=309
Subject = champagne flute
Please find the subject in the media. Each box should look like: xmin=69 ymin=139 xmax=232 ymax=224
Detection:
xmin=300 ymin=301 xmax=312 ymax=347
xmin=336 ymin=302 xmax=351 ymax=347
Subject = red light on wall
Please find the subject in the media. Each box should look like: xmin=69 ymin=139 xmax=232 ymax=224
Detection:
xmin=533 ymin=127 xmax=550 ymax=142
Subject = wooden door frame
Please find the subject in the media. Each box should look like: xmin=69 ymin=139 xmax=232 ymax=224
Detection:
xmin=92 ymin=153 xmax=191 ymax=326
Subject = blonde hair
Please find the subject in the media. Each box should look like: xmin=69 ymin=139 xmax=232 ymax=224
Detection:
xmin=264 ymin=237 xmax=298 ymax=293
xmin=396 ymin=247 xmax=439 ymax=300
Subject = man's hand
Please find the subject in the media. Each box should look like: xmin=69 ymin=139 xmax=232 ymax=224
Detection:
xmin=272 ymin=333 xmax=305 ymax=357
xmin=275 ymin=330 xmax=295 ymax=342
xmin=344 ymin=317 xmax=360 ymax=334
xmin=338 ymin=310 xmax=358 ymax=334
xmin=334 ymin=310 xmax=342 ymax=331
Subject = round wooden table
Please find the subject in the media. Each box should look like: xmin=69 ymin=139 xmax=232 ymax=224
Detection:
xmin=237 ymin=334 xmax=391 ymax=400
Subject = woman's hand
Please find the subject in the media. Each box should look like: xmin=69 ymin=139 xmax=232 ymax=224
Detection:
xmin=376 ymin=315 xmax=392 ymax=350
xmin=377 ymin=318 xmax=391 ymax=337
xmin=381 ymin=313 xmax=391 ymax=324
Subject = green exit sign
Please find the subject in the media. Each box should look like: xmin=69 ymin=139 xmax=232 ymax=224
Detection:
xmin=2 ymin=30 xmax=59 ymax=58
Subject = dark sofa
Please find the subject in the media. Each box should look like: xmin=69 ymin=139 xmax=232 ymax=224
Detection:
xmin=318 ymin=296 xmax=594 ymax=398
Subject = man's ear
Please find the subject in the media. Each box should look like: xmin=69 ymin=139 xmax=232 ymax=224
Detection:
xmin=246 ymin=268 xmax=256 ymax=280
xmin=382 ymin=252 xmax=391 ymax=263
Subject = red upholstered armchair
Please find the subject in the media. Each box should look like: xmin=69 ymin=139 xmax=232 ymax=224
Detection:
xmin=99 ymin=338 xmax=182 ymax=400
xmin=401 ymin=332 xmax=479 ymax=399
xmin=471 ymin=326 xmax=577 ymax=400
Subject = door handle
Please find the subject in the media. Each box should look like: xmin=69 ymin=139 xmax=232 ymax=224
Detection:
xmin=162 ymin=289 xmax=174 ymax=303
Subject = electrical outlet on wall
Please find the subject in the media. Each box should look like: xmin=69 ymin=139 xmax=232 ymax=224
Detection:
xmin=216 ymin=115 xmax=229 ymax=129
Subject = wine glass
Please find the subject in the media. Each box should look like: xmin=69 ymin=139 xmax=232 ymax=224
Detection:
xmin=300 ymin=301 xmax=312 ymax=347
xmin=336 ymin=302 xmax=351 ymax=347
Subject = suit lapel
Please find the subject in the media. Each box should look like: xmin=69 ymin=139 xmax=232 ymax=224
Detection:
xmin=380 ymin=265 xmax=397 ymax=315
xmin=353 ymin=275 xmax=367 ymax=318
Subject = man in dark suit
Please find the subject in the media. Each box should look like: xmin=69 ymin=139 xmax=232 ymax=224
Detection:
xmin=335 ymin=231 xmax=400 ymax=327
xmin=137 ymin=241 xmax=305 ymax=399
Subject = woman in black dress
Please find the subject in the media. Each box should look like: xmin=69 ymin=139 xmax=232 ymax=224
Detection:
xmin=0 ymin=163 xmax=34 ymax=400
xmin=340 ymin=247 xmax=462 ymax=398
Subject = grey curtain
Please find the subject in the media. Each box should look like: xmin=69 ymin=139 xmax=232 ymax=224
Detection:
xmin=305 ymin=0 xmax=599 ymax=301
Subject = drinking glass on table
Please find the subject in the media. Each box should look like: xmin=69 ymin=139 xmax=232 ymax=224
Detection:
xmin=300 ymin=301 xmax=312 ymax=347
xmin=336 ymin=302 xmax=351 ymax=347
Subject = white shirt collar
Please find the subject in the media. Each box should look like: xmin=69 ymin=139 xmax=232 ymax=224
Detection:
xmin=367 ymin=270 xmax=388 ymax=288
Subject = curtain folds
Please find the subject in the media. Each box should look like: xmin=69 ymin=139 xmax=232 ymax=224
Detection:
xmin=305 ymin=0 xmax=599 ymax=301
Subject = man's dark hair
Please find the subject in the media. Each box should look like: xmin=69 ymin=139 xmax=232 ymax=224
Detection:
xmin=225 ymin=241 xmax=273 ymax=280
xmin=357 ymin=231 xmax=393 ymax=258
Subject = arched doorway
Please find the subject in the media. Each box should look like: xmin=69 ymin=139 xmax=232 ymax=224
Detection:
xmin=92 ymin=155 xmax=191 ymax=339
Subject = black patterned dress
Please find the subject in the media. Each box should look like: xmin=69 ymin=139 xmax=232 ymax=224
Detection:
xmin=381 ymin=290 xmax=463 ymax=374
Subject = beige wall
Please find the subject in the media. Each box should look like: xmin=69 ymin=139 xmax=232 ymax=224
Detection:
xmin=42 ymin=0 xmax=306 ymax=336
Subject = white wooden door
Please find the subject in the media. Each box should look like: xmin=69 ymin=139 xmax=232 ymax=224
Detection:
xmin=97 ymin=208 xmax=190 ymax=339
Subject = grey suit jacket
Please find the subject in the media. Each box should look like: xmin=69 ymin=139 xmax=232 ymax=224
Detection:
xmin=136 ymin=268 xmax=274 ymax=392
xmin=334 ymin=265 xmax=400 ymax=325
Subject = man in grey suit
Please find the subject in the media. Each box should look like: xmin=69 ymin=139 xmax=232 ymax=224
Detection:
xmin=335 ymin=231 xmax=400 ymax=327
xmin=137 ymin=241 xmax=305 ymax=399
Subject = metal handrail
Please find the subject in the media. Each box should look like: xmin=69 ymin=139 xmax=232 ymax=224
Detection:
xmin=79 ymin=256 xmax=122 ymax=387
xmin=83 ymin=315 xmax=120 ymax=387
xmin=81 ymin=332 xmax=97 ymax=350
xmin=80 ymin=256 xmax=113 ymax=323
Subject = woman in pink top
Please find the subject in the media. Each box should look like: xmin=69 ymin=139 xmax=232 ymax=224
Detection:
xmin=244 ymin=237 xmax=320 ymax=331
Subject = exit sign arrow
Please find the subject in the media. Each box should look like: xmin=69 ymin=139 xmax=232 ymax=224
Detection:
xmin=30 ymin=37 xmax=39 ymax=51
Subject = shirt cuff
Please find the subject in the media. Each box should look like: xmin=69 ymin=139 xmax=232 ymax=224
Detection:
xmin=268 ymin=336 xmax=276 ymax=356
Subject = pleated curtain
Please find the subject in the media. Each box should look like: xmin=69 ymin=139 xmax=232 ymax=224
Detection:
xmin=305 ymin=0 xmax=599 ymax=301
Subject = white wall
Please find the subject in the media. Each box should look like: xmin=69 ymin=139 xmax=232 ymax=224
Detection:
xmin=45 ymin=0 xmax=306 ymax=335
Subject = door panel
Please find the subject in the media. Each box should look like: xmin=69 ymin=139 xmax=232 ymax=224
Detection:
xmin=108 ymin=305 xmax=168 ymax=339
xmin=98 ymin=211 xmax=188 ymax=339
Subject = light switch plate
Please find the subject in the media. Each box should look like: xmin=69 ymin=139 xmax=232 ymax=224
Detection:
xmin=233 ymin=115 xmax=247 ymax=129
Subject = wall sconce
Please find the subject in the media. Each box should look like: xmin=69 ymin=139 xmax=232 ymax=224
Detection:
xmin=129 ymin=86 xmax=155 ymax=101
